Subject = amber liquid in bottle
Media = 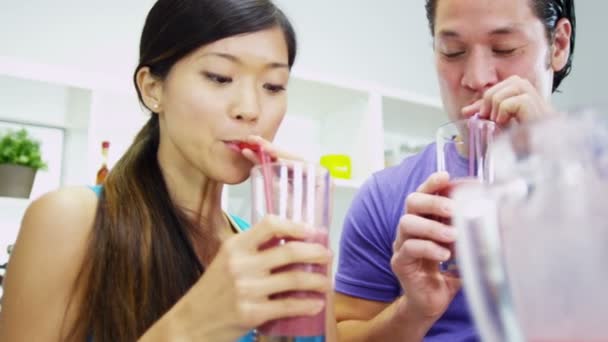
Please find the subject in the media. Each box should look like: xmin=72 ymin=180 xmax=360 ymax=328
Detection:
xmin=95 ymin=141 xmax=110 ymax=185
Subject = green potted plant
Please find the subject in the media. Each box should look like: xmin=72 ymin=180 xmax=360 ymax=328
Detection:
xmin=0 ymin=128 xmax=47 ymax=198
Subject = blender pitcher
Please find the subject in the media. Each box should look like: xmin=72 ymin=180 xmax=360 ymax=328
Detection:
xmin=452 ymin=110 xmax=608 ymax=342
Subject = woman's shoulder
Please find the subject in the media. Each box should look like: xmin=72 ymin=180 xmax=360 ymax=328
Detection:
xmin=0 ymin=186 xmax=98 ymax=340
xmin=16 ymin=185 xmax=99 ymax=271
xmin=14 ymin=185 xmax=99 ymax=281
xmin=23 ymin=186 xmax=99 ymax=234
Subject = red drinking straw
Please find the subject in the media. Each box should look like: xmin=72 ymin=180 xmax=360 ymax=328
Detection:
xmin=238 ymin=142 xmax=275 ymax=213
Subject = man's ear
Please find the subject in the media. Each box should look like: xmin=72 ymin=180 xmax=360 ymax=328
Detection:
xmin=551 ymin=18 xmax=572 ymax=72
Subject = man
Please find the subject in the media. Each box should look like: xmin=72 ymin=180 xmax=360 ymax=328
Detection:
xmin=334 ymin=0 xmax=575 ymax=341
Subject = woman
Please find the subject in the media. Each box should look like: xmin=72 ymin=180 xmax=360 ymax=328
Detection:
xmin=0 ymin=0 xmax=335 ymax=341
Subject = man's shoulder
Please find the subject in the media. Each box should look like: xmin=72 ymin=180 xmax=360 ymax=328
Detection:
xmin=367 ymin=142 xmax=437 ymax=198
xmin=346 ymin=143 xmax=437 ymax=230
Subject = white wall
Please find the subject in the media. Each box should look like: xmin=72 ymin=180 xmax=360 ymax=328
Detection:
xmin=6 ymin=1 xmax=605 ymax=111
xmin=0 ymin=75 xmax=69 ymax=127
xmin=0 ymin=1 xmax=152 ymax=92
xmin=2 ymin=1 xmax=604 ymax=111
xmin=274 ymin=0 xmax=439 ymax=97
xmin=0 ymin=1 xmax=437 ymax=97
xmin=86 ymin=89 xmax=149 ymax=183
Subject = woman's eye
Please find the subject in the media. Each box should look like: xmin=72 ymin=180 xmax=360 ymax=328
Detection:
xmin=203 ymin=72 xmax=232 ymax=85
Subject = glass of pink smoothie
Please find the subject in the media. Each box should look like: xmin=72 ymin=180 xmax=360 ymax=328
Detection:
xmin=251 ymin=161 xmax=331 ymax=342
xmin=435 ymin=117 xmax=499 ymax=276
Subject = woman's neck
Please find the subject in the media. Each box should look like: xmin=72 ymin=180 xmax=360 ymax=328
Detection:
xmin=156 ymin=136 xmax=229 ymax=238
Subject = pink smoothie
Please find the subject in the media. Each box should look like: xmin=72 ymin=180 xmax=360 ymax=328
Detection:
xmin=435 ymin=178 xmax=480 ymax=276
xmin=258 ymin=229 xmax=329 ymax=337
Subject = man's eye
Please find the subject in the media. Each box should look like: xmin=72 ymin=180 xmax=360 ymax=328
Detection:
xmin=442 ymin=51 xmax=465 ymax=59
xmin=493 ymin=48 xmax=517 ymax=56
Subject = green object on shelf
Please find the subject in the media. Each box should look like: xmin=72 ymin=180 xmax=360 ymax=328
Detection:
xmin=0 ymin=128 xmax=47 ymax=170
xmin=320 ymin=154 xmax=351 ymax=179
xmin=0 ymin=128 xmax=47 ymax=198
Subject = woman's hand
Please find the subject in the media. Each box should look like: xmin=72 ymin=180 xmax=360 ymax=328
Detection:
xmin=156 ymin=215 xmax=332 ymax=342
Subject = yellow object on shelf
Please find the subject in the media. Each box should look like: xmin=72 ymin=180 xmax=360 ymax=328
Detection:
xmin=320 ymin=154 xmax=352 ymax=179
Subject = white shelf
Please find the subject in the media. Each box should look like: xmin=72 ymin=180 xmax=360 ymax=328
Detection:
xmin=279 ymin=75 xmax=380 ymax=181
xmin=290 ymin=67 xmax=446 ymax=172
xmin=382 ymin=96 xmax=446 ymax=138
xmin=0 ymin=197 xmax=29 ymax=264
xmin=292 ymin=67 xmax=443 ymax=110
xmin=381 ymin=95 xmax=446 ymax=168
xmin=378 ymin=86 xmax=443 ymax=110
xmin=333 ymin=178 xmax=363 ymax=190
xmin=0 ymin=196 xmax=29 ymax=207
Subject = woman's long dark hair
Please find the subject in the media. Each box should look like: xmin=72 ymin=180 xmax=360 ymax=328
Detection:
xmin=67 ymin=1 xmax=296 ymax=340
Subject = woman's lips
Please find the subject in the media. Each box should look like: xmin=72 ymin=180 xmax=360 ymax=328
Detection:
xmin=225 ymin=141 xmax=243 ymax=153
xmin=224 ymin=141 xmax=277 ymax=162
xmin=236 ymin=142 xmax=261 ymax=152
xmin=225 ymin=141 xmax=262 ymax=153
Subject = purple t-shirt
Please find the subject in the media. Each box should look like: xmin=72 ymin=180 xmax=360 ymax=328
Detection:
xmin=336 ymin=142 xmax=479 ymax=341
